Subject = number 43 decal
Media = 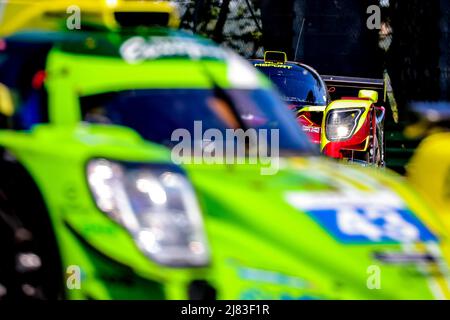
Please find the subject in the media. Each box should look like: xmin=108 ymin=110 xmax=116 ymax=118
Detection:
xmin=307 ymin=207 xmax=437 ymax=244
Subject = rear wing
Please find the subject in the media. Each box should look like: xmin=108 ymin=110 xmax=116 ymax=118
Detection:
xmin=321 ymin=75 xmax=386 ymax=103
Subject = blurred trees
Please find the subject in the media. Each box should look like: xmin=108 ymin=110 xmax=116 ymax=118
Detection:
xmin=177 ymin=0 xmax=264 ymax=58
xmin=176 ymin=0 xmax=449 ymax=109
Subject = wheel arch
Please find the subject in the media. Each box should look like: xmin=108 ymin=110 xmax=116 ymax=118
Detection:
xmin=0 ymin=146 xmax=65 ymax=299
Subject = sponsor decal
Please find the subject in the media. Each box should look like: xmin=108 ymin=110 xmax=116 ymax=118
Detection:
xmin=286 ymin=191 xmax=438 ymax=244
xmin=373 ymin=251 xmax=438 ymax=264
xmin=254 ymin=63 xmax=293 ymax=69
xmin=120 ymin=36 xmax=227 ymax=63
xmin=236 ymin=266 xmax=310 ymax=289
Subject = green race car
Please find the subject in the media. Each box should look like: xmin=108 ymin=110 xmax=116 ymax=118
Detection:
xmin=1 ymin=12 xmax=450 ymax=301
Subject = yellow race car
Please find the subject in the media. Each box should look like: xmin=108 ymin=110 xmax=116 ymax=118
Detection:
xmin=0 ymin=0 xmax=180 ymax=36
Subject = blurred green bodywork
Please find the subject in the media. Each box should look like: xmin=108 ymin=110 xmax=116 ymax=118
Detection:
xmin=0 ymin=30 xmax=449 ymax=300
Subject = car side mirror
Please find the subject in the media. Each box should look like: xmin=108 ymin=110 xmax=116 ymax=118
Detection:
xmin=0 ymin=83 xmax=14 ymax=128
xmin=358 ymin=89 xmax=378 ymax=103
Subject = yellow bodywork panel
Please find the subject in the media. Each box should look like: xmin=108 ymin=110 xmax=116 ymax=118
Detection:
xmin=0 ymin=83 xmax=14 ymax=116
xmin=298 ymin=105 xmax=326 ymax=113
xmin=358 ymin=89 xmax=378 ymax=103
xmin=0 ymin=0 xmax=180 ymax=36
xmin=263 ymin=51 xmax=287 ymax=64
xmin=408 ymin=132 xmax=450 ymax=233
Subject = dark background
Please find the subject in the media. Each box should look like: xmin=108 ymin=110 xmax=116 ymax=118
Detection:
xmin=178 ymin=0 xmax=449 ymax=105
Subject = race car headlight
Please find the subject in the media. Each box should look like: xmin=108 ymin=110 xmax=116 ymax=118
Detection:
xmin=87 ymin=159 xmax=209 ymax=267
xmin=325 ymin=108 xmax=364 ymax=141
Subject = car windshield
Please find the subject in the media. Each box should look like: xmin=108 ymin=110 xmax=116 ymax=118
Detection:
xmin=256 ymin=66 xmax=327 ymax=106
xmin=80 ymin=88 xmax=316 ymax=154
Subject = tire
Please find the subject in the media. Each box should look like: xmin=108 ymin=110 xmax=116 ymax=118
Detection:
xmin=370 ymin=134 xmax=382 ymax=166
xmin=367 ymin=110 xmax=385 ymax=167
xmin=368 ymin=124 xmax=385 ymax=167
xmin=0 ymin=159 xmax=63 ymax=300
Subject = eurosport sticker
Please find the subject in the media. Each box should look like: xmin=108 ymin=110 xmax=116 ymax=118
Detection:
xmin=286 ymin=191 xmax=438 ymax=244
xmin=120 ymin=36 xmax=227 ymax=63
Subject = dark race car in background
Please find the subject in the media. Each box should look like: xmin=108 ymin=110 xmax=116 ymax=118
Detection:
xmin=251 ymin=51 xmax=386 ymax=167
